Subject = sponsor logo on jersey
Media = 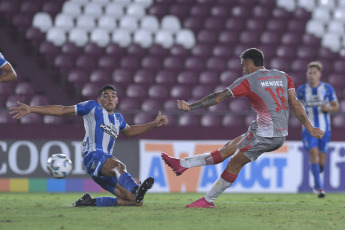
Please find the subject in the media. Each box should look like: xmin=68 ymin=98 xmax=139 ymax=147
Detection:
xmin=100 ymin=124 xmax=118 ymax=139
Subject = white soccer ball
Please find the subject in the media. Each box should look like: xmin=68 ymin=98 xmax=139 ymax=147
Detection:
xmin=47 ymin=153 xmax=72 ymax=179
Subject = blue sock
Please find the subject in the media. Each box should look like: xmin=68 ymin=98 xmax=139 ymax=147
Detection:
xmin=311 ymin=163 xmax=323 ymax=190
xmin=95 ymin=197 xmax=118 ymax=207
xmin=119 ymin=172 xmax=138 ymax=193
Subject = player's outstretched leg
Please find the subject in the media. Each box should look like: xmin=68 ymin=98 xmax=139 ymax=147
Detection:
xmin=73 ymin=193 xmax=96 ymax=207
xmin=134 ymin=177 xmax=154 ymax=203
xmin=161 ymin=152 xmax=188 ymax=176
xmin=185 ymin=197 xmax=215 ymax=208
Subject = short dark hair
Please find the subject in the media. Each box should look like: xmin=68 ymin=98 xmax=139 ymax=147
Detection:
xmin=307 ymin=61 xmax=323 ymax=71
xmin=240 ymin=48 xmax=264 ymax=67
xmin=97 ymin=85 xmax=117 ymax=98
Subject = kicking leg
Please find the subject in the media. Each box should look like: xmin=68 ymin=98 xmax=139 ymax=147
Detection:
xmin=186 ymin=149 xmax=250 ymax=208
xmin=161 ymin=136 xmax=242 ymax=176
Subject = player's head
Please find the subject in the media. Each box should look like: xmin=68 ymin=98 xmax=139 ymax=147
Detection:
xmin=240 ymin=48 xmax=264 ymax=75
xmin=306 ymin=61 xmax=322 ymax=86
xmin=97 ymin=85 xmax=118 ymax=113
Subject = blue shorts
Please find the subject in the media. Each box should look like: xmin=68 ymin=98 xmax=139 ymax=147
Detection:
xmin=83 ymin=150 xmax=118 ymax=195
xmin=302 ymin=130 xmax=331 ymax=153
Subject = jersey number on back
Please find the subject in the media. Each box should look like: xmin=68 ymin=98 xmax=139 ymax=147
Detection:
xmin=265 ymin=87 xmax=288 ymax=111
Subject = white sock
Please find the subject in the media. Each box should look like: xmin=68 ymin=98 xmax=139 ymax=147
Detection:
xmin=204 ymin=177 xmax=232 ymax=203
xmin=180 ymin=152 xmax=211 ymax=168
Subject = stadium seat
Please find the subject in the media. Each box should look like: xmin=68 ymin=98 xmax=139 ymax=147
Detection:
xmin=69 ymin=28 xmax=89 ymax=47
xmin=134 ymin=30 xmax=153 ymax=48
xmin=222 ymin=114 xmax=245 ymax=127
xmin=149 ymin=44 xmax=170 ymax=57
xmin=201 ymin=114 xmax=221 ymax=127
xmin=84 ymin=2 xmax=103 ymax=18
xmin=220 ymin=70 xmax=241 ymax=85
xmin=43 ymin=115 xmax=63 ymax=125
xmin=61 ymin=1 xmax=82 ymax=18
xmin=170 ymin=85 xmax=190 ymax=99
xmin=163 ymin=56 xmax=184 ymax=71
xmin=106 ymin=43 xmax=126 ymax=56
xmin=133 ymin=112 xmax=155 ymax=125
xmin=185 ymin=57 xmax=206 ymax=72
xmin=192 ymin=85 xmax=213 ymax=99
xmin=170 ymin=44 xmax=190 ymax=57
xmin=118 ymin=98 xmax=141 ymax=111
xmin=191 ymin=44 xmax=212 ymax=58
xmin=30 ymin=95 xmax=49 ymax=106
xmin=54 ymin=54 xmax=74 ymax=72
xmin=75 ymin=55 xmax=96 ymax=72
xmin=15 ymin=82 xmax=34 ymax=97
xmin=177 ymin=71 xmax=198 ymax=85
xmin=76 ymin=15 xmax=96 ymax=32
xmin=61 ymin=42 xmax=81 ymax=58
xmin=119 ymin=16 xmax=138 ymax=32
xmin=20 ymin=113 xmax=42 ymax=124
xmin=332 ymin=114 xmax=345 ymax=128
xmin=141 ymin=56 xmax=162 ymax=71
xmin=141 ymin=99 xmax=162 ymax=111
xmin=229 ymin=99 xmax=250 ymax=112
xmin=197 ymin=30 xmax=218 ymax=45
xmin=6 ymin=95 xmax=29 ymax=108
xmin=120 ymin=56 xmax=141 ymax=70
xmin=183 ymin=17 xmax=204 ymax=33
xmin=126 ymin=84 xmax=147 ymax=98
xmin=218 ymin=30 xmax=238 ymax=45
xmin=54 ymin=14 xmax=74 ymax=32
xmin=297 ymin=0 xmax=316 ymax=11
xmin=161 ymin=15 xmax=181 ymax=32
xmin=155 ymin=31 xmax=174 ymax=48
xmin=206 ymin=57 xmax=227 ymax=71
xmin=313 ymin=7 xmax=331 ymax=22
xmin=112 ymin=30 xmax=132 ymax=47
xmin=133 ymin=0 xmax=153 ymax=8
xmin=199 ymin=71 xmax=220 ymax=85
xmin=32 ymin=12 xmax=53 ymax=32
xmin=67 ymin=69 xmax=88 ymax=86
xmin=98 ymin=15 xmax=117 ymax=32
xmin=0 ymin=110 xmax=17 ymax=124
xmin=89 ymin=70 xmax=110 ymax=84
xmin=81 ymin=83 xmax=101 ymax=100
xmin=327 ymin=21 xmax=345 ymax=35
xmin=127 ymin=4 xmax=146 ymax=19
xmin=112 ymin=69 xmax=133 ymax=84
xmin=84 ymin=43 xmax=103 ymax=56
xmin=276 ymin=45 xmax=295 ymax=58
xmin=178 ymin=114 xmax=199 ymax=127
xmin=333 ymin=8 xmax=345 ymax=22
xmin=155 ymin=70 xmax=176 ymax=85
xmin=105 ymin=3 xmax=125 ymax=18
xmin=296 ymin=46 xmax=317 ymax=59
xmin=321 ymin=33 xmax=341 ymax=52
xmin=90 ymin=29 xmax=110 ymax=47
xmin=306 ymin=20 xmax=325 ymax=38
xmin=46 ymin=28 xmax=66 ymax=46
xmin=176 ymin=30 xmax=196 ymax=49
xmin=148 ymin=84 xmax=169 ymax=99
xmin=133 ymin=70 xmax=155 ymax=85
xmin=204 ymin=17 xmax=225 ymax=31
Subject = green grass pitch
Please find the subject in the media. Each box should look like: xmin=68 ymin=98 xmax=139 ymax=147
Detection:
xmin=0 ymin=192 xmax=344 ymax=230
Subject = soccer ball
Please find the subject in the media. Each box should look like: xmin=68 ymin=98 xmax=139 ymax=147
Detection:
xmin=47 ymin=153 xmax=72 ymax=179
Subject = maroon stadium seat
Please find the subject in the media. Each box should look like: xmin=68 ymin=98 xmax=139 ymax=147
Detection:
xmin=126 ymin=84 xmax=147 ymax=98
xmin=133 ymin=69 xmax=155 ymax=85
xmin=222 ymin=114 xmax=245 ymax=127
xmin=177 ymin=71 xmax=198 ymax=85
xmin=201 ymin=114 xmax=221 ymax=127
xmin=178 ymin=114 xmax=199 ymax=127
xmin=112 ymin=69 xmax=133 ymax=85
xmin=141 ymin=99 xmax=162 ymax=111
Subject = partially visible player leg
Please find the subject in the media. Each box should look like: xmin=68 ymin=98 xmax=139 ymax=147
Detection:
xmin=318 ymin=152 xmax=326 ymax=173
xmin=308 ymin=147 xmax=323 ymax=190
xmin=162 ymin=136 xmax=242 ymax=175
xmin=186 ymin=150 xmax=250 ymax=208
xmin=101 ymin=157 xmax=139 ymax=194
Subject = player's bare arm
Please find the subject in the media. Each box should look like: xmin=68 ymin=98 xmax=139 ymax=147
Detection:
xmin=9 ymin=101 xmax=75 ymax=119
xmin=121 ymin=111 xmax=168 ymax=137
xmin=321 ymin=100 xmax=339 ymax=113
xmin=0 ymin=63 xmax=17 ymax=82
xmin=288 ymin=89 xmax=324 ymax=139
xmin=177 ymin=89 xmax=232 ymax=111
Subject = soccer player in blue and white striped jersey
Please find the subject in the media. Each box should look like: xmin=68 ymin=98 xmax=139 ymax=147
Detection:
xmin=297 ymin=61 xmax=339 ymax=198
xmin=10 ymin=85 xmax=168 ymax=207
xmin=0 ymin=52 xmax=17 ymax=82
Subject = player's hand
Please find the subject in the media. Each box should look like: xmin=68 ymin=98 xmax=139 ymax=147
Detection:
xmin=154 ymin=111 xmax=168 ymax=127
xmin=321 ymin=103 xmax=329 ymax=112
xmin=309 ymin=127 xmax=324 ymax=139
xmin=177 ymin=100 xmax=191 ymax=111
xmin=9 ymin=101 xmax=31 ymax=119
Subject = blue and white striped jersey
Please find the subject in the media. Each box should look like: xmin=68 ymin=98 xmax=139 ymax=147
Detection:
xmin=0 ymin=52 xmax=8 ymax=68
xmin=75 ymin=100 xmax=128 ymax=155
xmin=297 ymin=82 xmax=338 ymax=132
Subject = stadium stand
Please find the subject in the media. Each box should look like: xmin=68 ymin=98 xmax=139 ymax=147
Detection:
xmin=0 ymin=0 xmax=344 ymax=140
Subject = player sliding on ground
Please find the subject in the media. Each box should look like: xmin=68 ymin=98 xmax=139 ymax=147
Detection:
xmin=10 ymin=85 xmax=168 ymax=207
xmin=162 ymin=48 xmax=324 ymax=208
